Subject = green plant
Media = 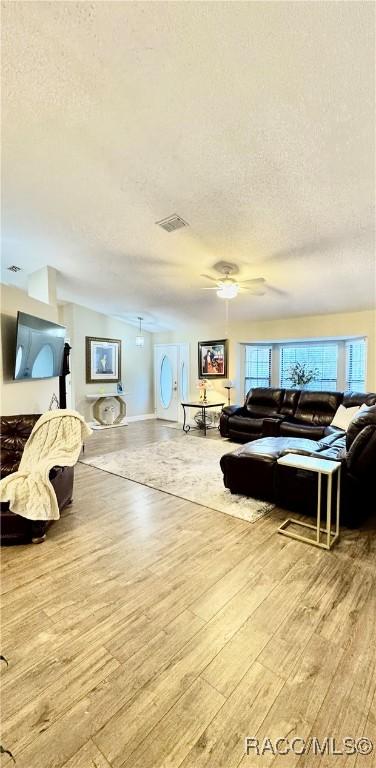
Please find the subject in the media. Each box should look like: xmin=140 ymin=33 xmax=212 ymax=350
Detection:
xmin=287 ymin=361 xmax=319 ymax=388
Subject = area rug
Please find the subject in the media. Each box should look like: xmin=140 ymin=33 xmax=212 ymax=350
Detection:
xmin=80 ymin=436 xmax=273 ymax=523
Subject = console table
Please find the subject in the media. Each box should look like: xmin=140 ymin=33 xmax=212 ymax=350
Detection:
xmin=86 ymin=393 xmax=127 ymax=428
xmin=181 ymin=401 xmax=225 ymax=437
xmin=277 ymin=453 xmax=341 ymax=550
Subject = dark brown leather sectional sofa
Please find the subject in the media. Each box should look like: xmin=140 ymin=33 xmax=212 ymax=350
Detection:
xmin=0 ymin=414 xmax=74 ymax=544
xmin=220 ymin=387 xmax=376 ymax=442
xmin=220 ymin=388 xmax=376 ymax=527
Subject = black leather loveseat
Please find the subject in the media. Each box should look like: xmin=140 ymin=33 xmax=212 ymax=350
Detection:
xmin=220 ymin=387 xmax=376 ymax=442
xmin=220 ymin=403 xmax=376 ymax=528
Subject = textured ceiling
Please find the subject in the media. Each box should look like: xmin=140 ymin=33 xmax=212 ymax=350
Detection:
xmin=1 ymin=1 xmax=375 ymax=330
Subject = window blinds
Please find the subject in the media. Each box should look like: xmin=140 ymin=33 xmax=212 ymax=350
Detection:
xmin=244 ymin=346 xmax=272 ymax=392
xmin=280 ymin=343 xmax=338 ymax=391
xmin=345 ymin=339 xmax=366 ymax=391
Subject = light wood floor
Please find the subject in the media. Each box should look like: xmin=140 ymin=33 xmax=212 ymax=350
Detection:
xmin=1 ymin=420 xmax=375 ymax=768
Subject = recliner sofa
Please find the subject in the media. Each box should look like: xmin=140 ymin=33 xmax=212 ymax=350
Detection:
xmin=220 ymin=398 xmax=376 ymax=528
xmin=220 ymin=387 xmax=376 ymax=442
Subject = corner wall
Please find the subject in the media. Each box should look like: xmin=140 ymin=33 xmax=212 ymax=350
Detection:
xmin=0 ymin=283 xmax=60 ymax=415
xmin=58 ymin=303 xmax=154 ymax=420
xmin=0 ymin=284 xmax=155 ymax=419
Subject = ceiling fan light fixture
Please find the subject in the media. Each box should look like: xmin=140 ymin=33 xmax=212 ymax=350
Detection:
xmin=216 ymin=284 xmax=238 ymax=299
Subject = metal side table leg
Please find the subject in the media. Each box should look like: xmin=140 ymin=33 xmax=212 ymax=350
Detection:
xmin=326 ymin=471 xmax=332 ymax=549
xmin=316 ymin=472 xmax=321 ymax=545
xmin=202 ymin=406 xmax=207 ymax=436
xmin=336 ymin=466 xmax=341 ymax=540
xmin=182 ymin=404 xmax=190 ymax=433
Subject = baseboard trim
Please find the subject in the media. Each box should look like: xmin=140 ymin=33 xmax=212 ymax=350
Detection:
xmin=127 ymin=413 xmax=157 ymax=423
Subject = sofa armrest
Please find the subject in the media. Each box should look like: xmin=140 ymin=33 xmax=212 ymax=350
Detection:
xmin=221 ymin=405 xmax=243 ymax=417
xmin=49 ymin=466 xmax=64 ymax=480
xmin=220 ymin=405 xmax=244 ymax=438
xmin=263 ymin=417 xmax=283 ymax=437
xmin=50 ymin=465 xmax=74 ymax=511
xmin=346 ymin=425 xmax=376 ymax=478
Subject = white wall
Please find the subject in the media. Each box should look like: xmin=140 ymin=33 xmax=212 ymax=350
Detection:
xmin=0 ymin=283 xmax=60 ymax=415
xmin=58 ymin=303 xmax=154 ymax=420
xmin=154 ymin=309 xmax=376 ymax=406
xmin=2 ymin=282 xmax=374 ymax=419
xmin=0 ymin=284 xmax=154 ymax=419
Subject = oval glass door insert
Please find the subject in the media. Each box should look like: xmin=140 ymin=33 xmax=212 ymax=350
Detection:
xmin=160 ymin=354 xmax=173 ymax=408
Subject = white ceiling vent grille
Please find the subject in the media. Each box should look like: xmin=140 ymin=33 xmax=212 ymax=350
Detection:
xmin=7 ymin=265 xmax=22 ymax=272
xmin=156 ymin=214 xmax=188 ymax=233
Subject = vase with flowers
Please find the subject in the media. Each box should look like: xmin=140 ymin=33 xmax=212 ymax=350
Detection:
xmin=287 ymin=361 xmax=319 ymax=389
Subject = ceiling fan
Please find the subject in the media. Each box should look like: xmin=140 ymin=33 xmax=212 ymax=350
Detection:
xmin=200 ymin=262 xmax=266 ymax=299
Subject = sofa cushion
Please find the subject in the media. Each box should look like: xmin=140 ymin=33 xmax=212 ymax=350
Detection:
xmin=280 ymin=421 xmax=327 ymax=440
xmin=228 ymin=436 xmax=319 ymax=462
xmin=293 ymin=390 xmax=343 ymax=425
xmin=279 ymin=389 xmax=300 ymax=417
xmin=228 ymin=414 xmax=264 ymax=434
xmin=226 ymin=428 xmax=258 ymax=443
xmin=245 ymin=387 xmax=284 ymax=418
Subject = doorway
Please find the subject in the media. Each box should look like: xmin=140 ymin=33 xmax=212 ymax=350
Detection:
xmin=154 ymin=344 xmax=190 ymax=421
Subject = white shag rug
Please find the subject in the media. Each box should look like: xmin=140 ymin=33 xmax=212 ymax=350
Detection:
xmin=80 ymin=436 xmax=273 ymax=523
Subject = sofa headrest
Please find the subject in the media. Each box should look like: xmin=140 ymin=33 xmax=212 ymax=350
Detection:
xmin=343 ymin=391 xmax=376 ymax=407
xmin=0 ymin=414 xmax=41 ymax=477
xmin=0 ymin=414 xmax=40 ymax=440
xmin=245 ymin=387 xmax=284 ymax=417
xmin=346 ymin=404 xmax=376 ymax=450
xmin=280 ymin=389 xmax=300 ymax=416
xmin=295 ymin=391 xmax=343 ymax=425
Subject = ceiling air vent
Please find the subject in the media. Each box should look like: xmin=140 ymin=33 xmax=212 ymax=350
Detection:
xmin=7 ymin=265 xmax=22 ymax=272
xmin=156 ymin=214 xmax=188 ymax=233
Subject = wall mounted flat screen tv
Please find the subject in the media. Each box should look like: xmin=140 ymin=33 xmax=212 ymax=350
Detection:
xmin=14 ymin=312 xmax=66 ymax=380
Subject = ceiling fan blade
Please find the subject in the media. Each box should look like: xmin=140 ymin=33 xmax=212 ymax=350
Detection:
xmin=200 ymin=274 xmax=218 ymax=282
xmin=242 ymin=288 xmax=266 ymax=296
xmin=200 ymin=287 xmax=219 ymax=290
xmin=240 ymin=277 xmax=266 ymax=285
xmin=267 ymin=285 xmax=289 ymax=297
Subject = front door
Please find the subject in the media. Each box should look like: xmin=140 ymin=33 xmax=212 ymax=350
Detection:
xmin=155 ymin=345 xmax=179 ymax=421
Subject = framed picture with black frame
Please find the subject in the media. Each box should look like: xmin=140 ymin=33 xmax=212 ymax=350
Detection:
xmin=198 ymin=339 xmax=228 ymax=379
xmin=85 ymin=336 xmax=121 ymax=383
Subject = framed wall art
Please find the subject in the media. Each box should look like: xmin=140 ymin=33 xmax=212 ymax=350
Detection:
xmin=86 ymin=337 xmax=121 ymax=383
xmin=198 ymin=339 xmax=228 ymax=379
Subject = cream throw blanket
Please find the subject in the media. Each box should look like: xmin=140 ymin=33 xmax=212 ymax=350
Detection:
xmin=0 ymin=410 xmax=92 ymax=521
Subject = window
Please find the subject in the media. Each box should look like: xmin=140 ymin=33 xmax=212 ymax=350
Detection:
xmin=280 ymin=343 xmax=338 ymax=391
xmin=346 ymin=338 xmax=366 ymax=391
xmin=244 ymin=345 xmax=271 ymax=392
xmin=243 ymin=338 xmax=367 ymax=394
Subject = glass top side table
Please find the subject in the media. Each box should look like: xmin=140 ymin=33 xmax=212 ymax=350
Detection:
xmin=181 ymin=401 xmax=225 ymax=437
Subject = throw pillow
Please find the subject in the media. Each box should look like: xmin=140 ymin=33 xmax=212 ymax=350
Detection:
xmin=330 ymin=404 xmax=360 ymax=431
